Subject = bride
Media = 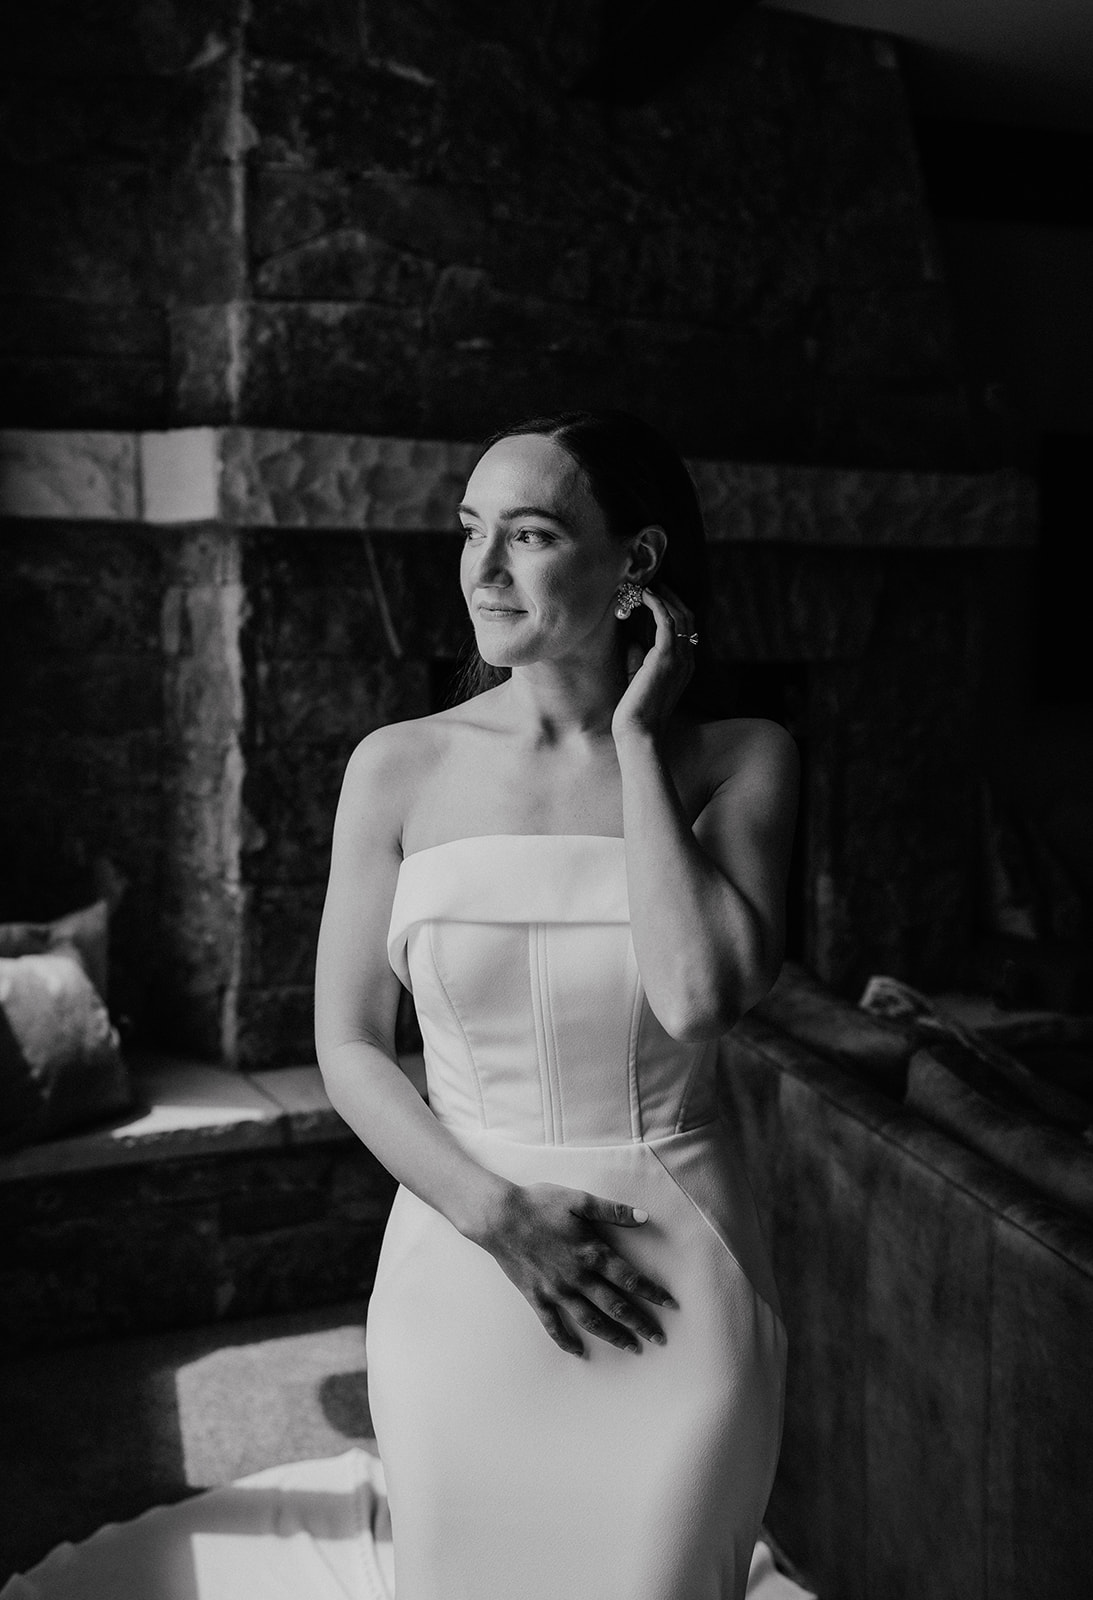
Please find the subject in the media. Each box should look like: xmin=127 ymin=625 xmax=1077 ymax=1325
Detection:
xmin=316 ymin=409 xmax=799 ymax=1599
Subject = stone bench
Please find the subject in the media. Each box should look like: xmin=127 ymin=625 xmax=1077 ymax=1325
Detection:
xmin=0 ymin=1053 xmax=424 ymax=1357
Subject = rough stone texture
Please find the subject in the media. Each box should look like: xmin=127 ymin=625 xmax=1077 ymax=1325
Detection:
xmin=0 ymin=431 xmax=140 ymax=520
xmin=233 ymin=530 xmax=436 ymax=1062
xmin=1 ymin=0 xmax=244 ymax=427
xmin=219 ymin=429 xmax=479 ymax=530
xmin=1 ymin=2 xmax=999 ymax=467
xmin=1 ymin=426 xmax=1037 ymax=544
xmin=0 ymin=1133 xmax=395 ymax=1355
xmin=159 ymin=527 xmax=246 ymax=1058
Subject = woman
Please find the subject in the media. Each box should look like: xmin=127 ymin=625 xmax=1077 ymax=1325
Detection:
xmin=314 ymin=409 xmax=800 ymax=1600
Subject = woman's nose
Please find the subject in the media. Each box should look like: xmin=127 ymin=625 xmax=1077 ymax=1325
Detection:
xmin=472 ymin=533 xmax=512 ymax=585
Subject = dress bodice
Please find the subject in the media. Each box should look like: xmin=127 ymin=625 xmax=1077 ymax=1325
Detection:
xmin=386 ymin=835 xmax=719 ymax=1146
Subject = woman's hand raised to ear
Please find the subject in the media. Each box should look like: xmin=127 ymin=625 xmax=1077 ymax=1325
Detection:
xmin=611 ymin=583 xmax=698 ymax=745
xmin=465 ymin=1181 xmax=677 ymax=1357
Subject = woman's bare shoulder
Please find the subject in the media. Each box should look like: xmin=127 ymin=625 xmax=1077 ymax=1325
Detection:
xmin=685 ymin=715 xmax=799 ymax=793
xmin=339 ymin=698 xmax=498 ymax=829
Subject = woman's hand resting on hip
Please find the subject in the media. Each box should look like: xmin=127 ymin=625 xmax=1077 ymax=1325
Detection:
xmin=465 ymin=1181 xmax=677 ymax=1356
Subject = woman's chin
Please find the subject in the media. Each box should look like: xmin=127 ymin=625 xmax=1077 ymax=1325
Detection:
xmin=473 ymin=629 xmax=532 ymax=670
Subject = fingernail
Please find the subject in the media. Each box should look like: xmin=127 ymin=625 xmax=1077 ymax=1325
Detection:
xmin=650 ymin=1332 xmax=666 ymax=1345
xmin=632 ymin=1208 xmax=649 ymax=1222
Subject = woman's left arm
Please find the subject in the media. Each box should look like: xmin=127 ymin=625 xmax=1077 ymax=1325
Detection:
xmin=613 ymin=589 xmax=800 ymax=1041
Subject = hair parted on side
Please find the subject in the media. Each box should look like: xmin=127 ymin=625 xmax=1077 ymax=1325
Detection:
xmin=447 ymin=409 xmax=718 ymax=718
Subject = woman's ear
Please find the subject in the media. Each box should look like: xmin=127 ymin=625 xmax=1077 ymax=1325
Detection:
xmin=625 ymin=524 xmax=667 ymax=586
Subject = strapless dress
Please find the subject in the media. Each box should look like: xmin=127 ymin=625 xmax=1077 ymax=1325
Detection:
xmin=367 ymin=834 xmax=786 ymax=1600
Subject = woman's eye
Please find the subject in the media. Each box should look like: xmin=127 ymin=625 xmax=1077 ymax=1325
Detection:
xmin=514 ymin=528 xmax=551 ymax=545
xmin=460 ymin=525 xmax=482 ymax=541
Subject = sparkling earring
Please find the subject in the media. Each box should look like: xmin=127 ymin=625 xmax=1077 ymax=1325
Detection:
xmin=613 ymin=581 xmax=644 ymax=620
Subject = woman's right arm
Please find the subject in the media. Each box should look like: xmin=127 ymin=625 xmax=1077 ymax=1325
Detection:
xmin=314 ymin=726 xmax=676 ymax=1356
xmin=314 ymin=725 xmax=511 ymax=1239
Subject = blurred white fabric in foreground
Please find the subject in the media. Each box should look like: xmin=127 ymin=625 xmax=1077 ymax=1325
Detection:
xmin=1 ymin=1448 xmax=816 ymax=1600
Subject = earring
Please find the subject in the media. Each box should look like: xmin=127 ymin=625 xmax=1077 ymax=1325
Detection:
xmin=613 ymin=581 xmax=644 ymax=620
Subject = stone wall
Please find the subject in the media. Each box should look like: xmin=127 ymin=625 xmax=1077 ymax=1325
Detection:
xmin=2 ymin=0 xmax=982 ymax=468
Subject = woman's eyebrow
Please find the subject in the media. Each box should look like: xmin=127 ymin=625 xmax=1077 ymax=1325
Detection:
xmin=457 ymin=502 xmax=572 ymax=528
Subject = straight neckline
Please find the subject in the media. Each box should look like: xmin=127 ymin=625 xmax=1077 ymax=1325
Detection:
xmin=399 ymin=832 xmax=626 ymax=866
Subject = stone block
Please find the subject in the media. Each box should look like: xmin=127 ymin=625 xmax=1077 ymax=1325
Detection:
xmin=233 ymin=984 xmax=318 ymax=1067
xmin=246 ymin=656 xmax=430 ymax=745
xmin=809 ymin=387 xmax=978 ymax=473
xmin=162 ymin=524 xmax=241 ymax=589
xmin=223 ymin=433 xmax=476 ymax=530
xmin=0 ymin=355 xmax=166 ymax=430
xmin=7 ymin=0 xmax=240 ymax=78
xmin=245 ymin=575 xmax=385 ymax=660
xmin=1 ymin=164 xmax=159 ymax=304
xmin=812 ymin=287 xmax=958 ymax=385
xmin=705 ymin=547 xmax=885 ymax=664
xmin=236 ymin=302 xmax=426 ymax=434
xmin=0 ymin=441 xmax=139 ymax=523
xmin=12 ymin=657 xmax=162 ymax=739
xmin=0 ymin=59 xmax=237 ymax=168
xmin=246 ymin=0 xmax=373 ymax=68
xmin=218 ymin=1155 xmax=330 ymax=1236
xmin=248 ymin=169 xmax=492 ymax=277
xmin=0 ymin=299 xmax=163 ymax=362
xmin=239 ymin=884 xmax=325 ymax=991
xmin=165 ymin=645 xmax=243 ymax=744
xmin=218 ymin=1215 xmax=384 ymax=1320
xmin=245 ymin=58 xmax=438 ymax=176
xmin=159 ymin=165 xmax=244 ymax=306
xmin=167 ymin=304 xmax=239 ymax=424
xmin=252 ymin=223 xmax=438 ymax=305
xmin=0 ymin=1192 xmax=222 ymax=1353
xmin=0 ymin=524 xmax=163 ymax=653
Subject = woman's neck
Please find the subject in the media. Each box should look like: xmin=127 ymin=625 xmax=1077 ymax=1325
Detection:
xmin=499 ymin=656 xmax=628 ymax=747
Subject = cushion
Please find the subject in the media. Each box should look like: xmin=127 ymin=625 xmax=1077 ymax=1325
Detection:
xmin=905 ymin=1041 xmax=1093 ymax=1228
xmin=0 ymin=944 xmax=132 ymax=1152
xmin=0 ymin=898 xmax=110 ymax=1003
xmin=861 ymin=972 xmax=1093 ymax=1134
xmin=754 ymin=960 xmax=917 ymax=1096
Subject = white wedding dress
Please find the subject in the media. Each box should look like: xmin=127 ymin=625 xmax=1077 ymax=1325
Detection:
xmin=3 ymin=836 xmax=809 ymax=1600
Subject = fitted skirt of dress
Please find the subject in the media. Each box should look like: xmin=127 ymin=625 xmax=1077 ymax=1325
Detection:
xmin=365 ymin=1116 xmax=787 ymax=1600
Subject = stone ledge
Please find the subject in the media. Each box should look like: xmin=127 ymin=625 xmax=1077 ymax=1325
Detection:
xmin=0 ymin=427 xmax=1036 ymax=545
xmin=0 ymin=1053 xmax=426 ymax=1183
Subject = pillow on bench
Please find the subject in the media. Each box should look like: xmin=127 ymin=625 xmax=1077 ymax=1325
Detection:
xmin=0 ymin=904 xmax=132 ymax=1152
xmin=0 ymin=899 xmax=111 ymax=1001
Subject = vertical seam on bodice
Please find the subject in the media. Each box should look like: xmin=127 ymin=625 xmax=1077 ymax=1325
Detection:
xmin=528 ymin=923 xmax=557 ymax=1145
xmin=427 ymin=921 xmax=488 ymax=1130
xmin=541 ymin=926 xmax=566 ymax=1145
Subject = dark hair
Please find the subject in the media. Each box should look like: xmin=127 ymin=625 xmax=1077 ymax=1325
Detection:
xmin=448 ymin=409 xmax=717 ymax=718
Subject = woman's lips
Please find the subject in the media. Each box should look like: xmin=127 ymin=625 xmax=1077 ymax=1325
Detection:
xmin=476 ymin=605 xmax=525 ymax=616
